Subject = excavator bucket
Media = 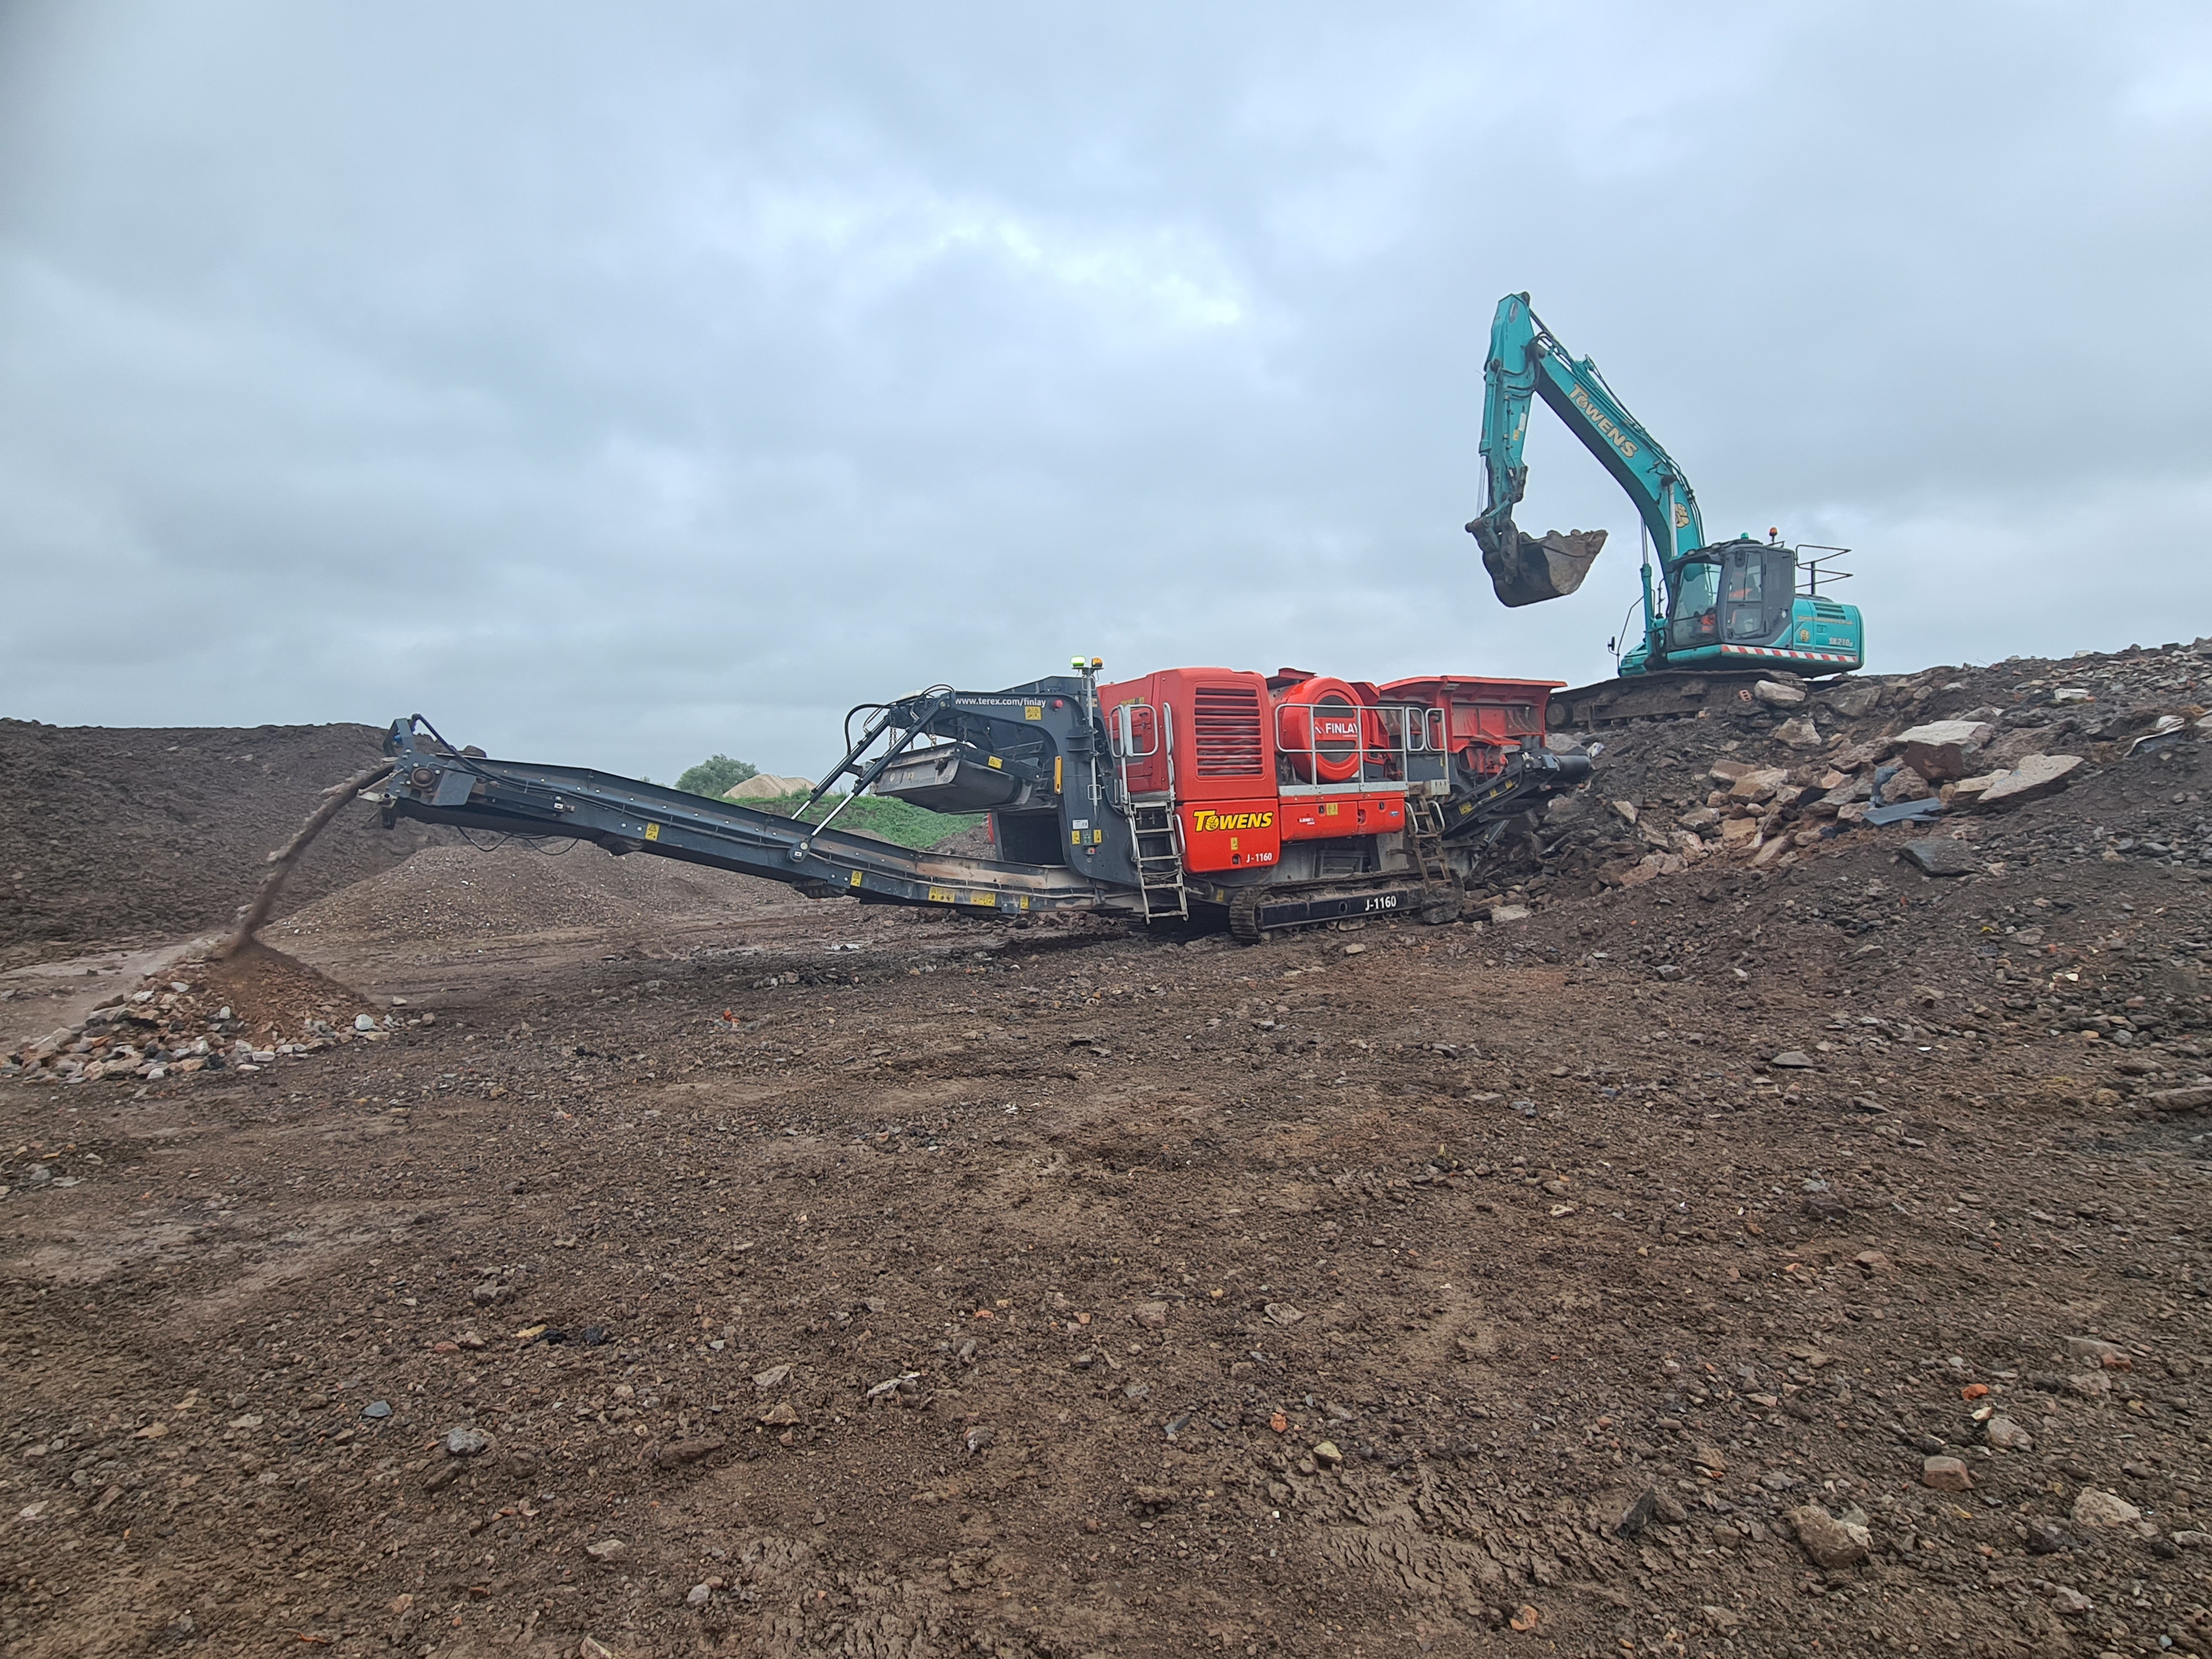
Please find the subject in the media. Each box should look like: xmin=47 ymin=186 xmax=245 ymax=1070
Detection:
xmin=1474 ymin=523 xmax=1607 ymax=608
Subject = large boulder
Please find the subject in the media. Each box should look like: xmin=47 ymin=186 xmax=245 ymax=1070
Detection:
xmin=1728 ymin=767 xmax=1791 ymax=800
xmin=2071 ymin=1488 xmax=2142 ymax=1530
xmin=1983 ymin=726 xmax=2060 ymax=768
xmin=1899 ymin=740 xmax=1969 ymax=782
xmin=1822 ymin=680 xmax=1883 ymax=719
xmin=1977 ymin=754 xmax=2084 ymax=809
xmin=1902 ymin=838 xmax=1979 ymax=877
xmin=1786 ymin=1505 xmax=1871 ymax=1568
xmin=1876 ymin=766 xmax=1933 ymax=803
xmin=1891 ymin=719 xmax=1996 ymax=751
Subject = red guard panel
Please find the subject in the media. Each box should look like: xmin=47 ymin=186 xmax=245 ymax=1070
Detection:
xmin=1280 ymin=793 xmax=1405 ymax=842
xmin=1178 ymin=799 xmax=1280 ymax=872
xmin=1380 ymin=675 xmax=1563 ymax=778
xmin=1100 ymin=667 xmax=1276 ymax=806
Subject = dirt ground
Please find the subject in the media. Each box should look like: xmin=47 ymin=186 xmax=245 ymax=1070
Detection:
xmin=6 ymin=651 xmax=2212 ymax=1659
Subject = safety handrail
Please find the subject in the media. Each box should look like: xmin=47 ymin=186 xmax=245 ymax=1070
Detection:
xmin=1274 ymin=698 xmax=1434 ymax=790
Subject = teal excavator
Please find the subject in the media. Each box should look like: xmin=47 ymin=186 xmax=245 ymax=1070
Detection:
xmin=1469 ymin=292 xmax=1864 ymax=725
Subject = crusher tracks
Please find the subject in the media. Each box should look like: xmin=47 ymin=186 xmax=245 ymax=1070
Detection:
xmin=1223 ymin=878 xmax=1462 ymax=944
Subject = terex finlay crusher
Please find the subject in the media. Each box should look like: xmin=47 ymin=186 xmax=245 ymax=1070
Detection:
xmin=377 ymin=659 xmax=1586 ymax=941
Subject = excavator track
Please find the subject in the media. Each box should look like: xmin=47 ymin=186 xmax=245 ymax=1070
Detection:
xmin=1546 ymin=668 xmax=1843 ymax=730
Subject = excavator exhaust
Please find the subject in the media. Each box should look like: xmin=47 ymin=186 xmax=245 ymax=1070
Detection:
xmin=1469 ymin=518 xmax=1607 ymax=607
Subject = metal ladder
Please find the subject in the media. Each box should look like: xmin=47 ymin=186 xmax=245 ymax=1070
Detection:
xmin=1407 ymin=795 xmax=1450 ymax=888
xmin=1128 ymin=798 xmax=1189 ymax=921
xmin=1115 ymin=702 xmax=1188 ymax=922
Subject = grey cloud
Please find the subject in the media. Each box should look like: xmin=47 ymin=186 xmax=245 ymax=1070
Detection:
xmin=3 ymin=1 xmax=2208 ymax=782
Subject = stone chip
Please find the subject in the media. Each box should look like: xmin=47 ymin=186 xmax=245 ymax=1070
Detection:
xmin=2070 ymin=1488 xmax=2141 ymax=1529
xmin=1785 ymin=1504 xmax=1871 ymax=1568
xmin=1921 ymin=1455 xmax=1973 ymax=1491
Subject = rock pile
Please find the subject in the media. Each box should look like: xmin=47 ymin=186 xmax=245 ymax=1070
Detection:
xmin=1516 ymin=640 xmax=2212 ymax=903
xmin=2 ymin=945 xmax=399 ymax=1087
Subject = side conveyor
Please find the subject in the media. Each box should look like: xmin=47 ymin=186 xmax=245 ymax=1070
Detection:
xmin=375 ymin=719 xmax=1113 ymax=917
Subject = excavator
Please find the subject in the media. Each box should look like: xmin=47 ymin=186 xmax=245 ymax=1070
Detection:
xmin=1467 ymin=292 xmax=1866 ymax=728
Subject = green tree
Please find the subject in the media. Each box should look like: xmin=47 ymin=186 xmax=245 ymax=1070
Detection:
xmin=674 ymin=754 xmax=759 ymax=799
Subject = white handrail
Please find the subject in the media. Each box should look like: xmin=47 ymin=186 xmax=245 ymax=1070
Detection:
xmin=1273 ymin=698 xmax=1429 ymax=794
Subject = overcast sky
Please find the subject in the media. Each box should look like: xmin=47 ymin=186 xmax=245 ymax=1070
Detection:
xmin=3 ymin=2 xmax=2208 ymax=780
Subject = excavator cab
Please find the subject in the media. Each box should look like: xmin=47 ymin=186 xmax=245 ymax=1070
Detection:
xmin=1667 ymin=539 xmax=1795 ymax=651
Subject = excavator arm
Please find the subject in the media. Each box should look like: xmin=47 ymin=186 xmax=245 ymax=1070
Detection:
xmin=1468 ymin=292 xmax=1705 ymax=611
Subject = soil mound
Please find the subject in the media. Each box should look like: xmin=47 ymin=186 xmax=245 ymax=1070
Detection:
xmin=0 ymin=719 xmax=445 ymax=952
xmin=188 ymin=940 xmax=376 ymax=1037
xmin=273 ymin=838 xmax=809 ymax=951
xmin=724 ymin=773 xmax=815 ymax=799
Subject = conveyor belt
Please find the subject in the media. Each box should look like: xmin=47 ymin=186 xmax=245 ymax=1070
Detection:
xmin=376 ymin=719 xmax=1111 ymax=917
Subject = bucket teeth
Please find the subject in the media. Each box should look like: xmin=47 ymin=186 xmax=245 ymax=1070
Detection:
xmin=1473 ymin=522 xmax=1608 ymax=607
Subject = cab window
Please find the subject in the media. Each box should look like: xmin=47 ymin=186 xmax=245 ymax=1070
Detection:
xmin=1668 ymin=560 xmax=1720 ymax=648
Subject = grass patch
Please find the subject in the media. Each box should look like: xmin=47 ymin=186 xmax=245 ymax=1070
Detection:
xmin=748 ymin=793 xmax=981 ymax=851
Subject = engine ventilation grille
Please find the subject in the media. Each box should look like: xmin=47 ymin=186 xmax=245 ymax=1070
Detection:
xmin=1192 ymin=684 xmax=1264 ymax=777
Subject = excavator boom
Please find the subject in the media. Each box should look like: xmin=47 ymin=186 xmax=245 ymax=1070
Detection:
xmin=1477 ymin=292 xmax=1699 ymax=619
xmin=1471 ymin=292 xmax=1703 ymax=610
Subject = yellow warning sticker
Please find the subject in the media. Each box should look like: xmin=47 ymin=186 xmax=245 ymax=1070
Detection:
xmin=644 ymin=822 xmax=661 ymax=842
xmin=927 ymin=885 xmax=956 ymax=904
xmin=849 ymin=869 xmax=862 ymax=887
xmin=1024 ymin=704 xmax=1042 ymax=720
xmin=986 ymin=755 xmax=1002 ymax=769
xmin=967 ymin=891 xmax=997 ymax=906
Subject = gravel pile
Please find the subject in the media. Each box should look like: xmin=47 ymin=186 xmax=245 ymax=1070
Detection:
xmin=269 ymin=839 xmax=809 ymax=952
xmin=3 ymin=942 xmax=391 ymax=1088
